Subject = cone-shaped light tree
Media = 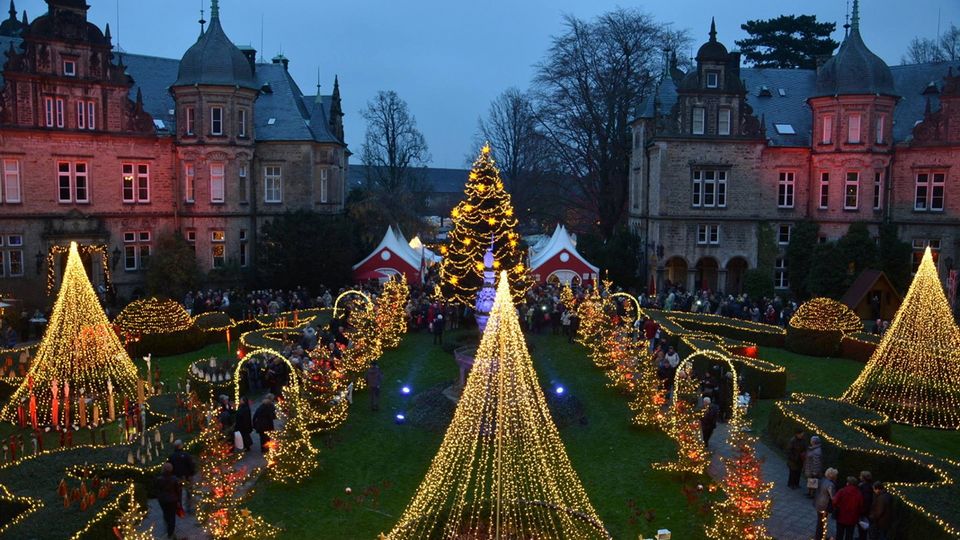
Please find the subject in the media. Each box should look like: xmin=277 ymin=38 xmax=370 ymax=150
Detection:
xmin=438 ymin=145 xmax=533 ymax=304
xmin=1 ymin=242 xmax=140 ymax=426
xmin=843 ymin=247 xmax=960 ymax=428
xmin=388 ymin=272 xmax=609 ymax=539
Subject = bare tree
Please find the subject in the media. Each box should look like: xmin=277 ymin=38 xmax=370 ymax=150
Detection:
xmin=941 ymin=24 xmax=960 ymax=61
xmin=902 ymin=36 xmax=945 ymax=64
xmin=533 ymin=8 xmax=689 ymax=239
xmin=360 ymin=90 xmax=431 ymax=192
xmin=473 ymin=88 xmax=558 ymax=223
xmin=352 ymin=91 xmax=431 ymax=244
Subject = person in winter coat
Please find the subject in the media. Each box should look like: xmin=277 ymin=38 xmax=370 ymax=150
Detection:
xmin=858 ymin=471 xmax=874 ymax=540
xmin=168 ymin=440 xmax=196 ymax=514
xmin=154 ymin=462 xmax=182 ymax=539
xmin=804 ymin=436 xmax=825 ymax=498
xmin=234 ymin=397 xmax=254 ymax=452
xmin=814 ymin=468 xmax=839 ymax=540
xmin=700 ymin=397 xmax=720 ymax=447
xmin=833 ymin=476 xmax=865 ymax=540
xmin=787 ymin=429 xmax=808 ymax=489
xmin=869 ymin=482 xmax=894 ymax=540
xmin=253 ymin=395 xmax=277 ymax=453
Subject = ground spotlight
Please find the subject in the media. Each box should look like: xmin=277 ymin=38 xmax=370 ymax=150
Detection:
xmin=395 ymin=413 xmax=406 ymax=424
xmin=401 ymin=385 xmax=411 ymax=395
xmin=555 ymin=386 xmax=565 ymax=395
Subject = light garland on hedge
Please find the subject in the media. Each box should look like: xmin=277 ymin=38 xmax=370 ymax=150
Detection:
xmin=1 ymin=243 xmax=140 ymax=427
xmin=109 ymin=484 xmax=154 ymax=540
xmin=438 ymin=145 xmax=533 ymax=305
xmin=232 ymin=349 xmax=302 ymax=404
xmin=115 ymin=297 xmax=194 ymax=336
xmin=389 ymin=272 xmax=609 ymax=539
xmin=0 ymin=482 xmax=42 ymax=534
xmin=842 ymin=247 xmax=960 ymax=428
xmin=193 ymin=311 xmax=237 ymax=333
xmin=789 ymin=297 xmax=863 ymax=334
xmin=775 ymin=392 xmax=960 ymax=537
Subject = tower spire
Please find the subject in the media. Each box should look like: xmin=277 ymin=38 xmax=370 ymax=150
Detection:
xmin=210 ymin=0 xmax=219 ymax=20
xmin=198 ymin=0 xmax=205 ymax=34
xmin=709 ymin=16 xmax=717 ymax=42
xmin=8 ymin=0 xmax=15 ymax=20
xmin=851 ymin=0 xmax=860 ymax=32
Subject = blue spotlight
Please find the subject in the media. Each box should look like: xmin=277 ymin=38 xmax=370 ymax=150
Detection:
xmin=401 ymin=386 xmax=411 ymax=395
xmin=555 ymin=386 xmax=565 ymax=395
xmin=395 ymin=413 xmax=406 ymax=424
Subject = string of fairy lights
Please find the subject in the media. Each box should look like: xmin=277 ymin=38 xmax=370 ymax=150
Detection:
xmin=389 ymin=272 xmax=610 ymax=539
xmin=438 ymin=145 xmax=533 ymax=305
xmin=115 ymin=297 xmax=194 ymax=336
xmin=1 ymin=242 xmax=140 ymax=428
xmin=44 ymin=244 xmax=114 ymax=296
xmin=789 ymin=297 xmax=863 ymax=334
xmin=843 ymin=247 xmax=960 ymax=429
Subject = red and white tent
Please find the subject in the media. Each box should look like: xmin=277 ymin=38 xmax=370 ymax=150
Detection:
xmin=528 ymin=225 xmax=599 ymax=286
xmin=353 ymin=227 xmax=431 ymax=284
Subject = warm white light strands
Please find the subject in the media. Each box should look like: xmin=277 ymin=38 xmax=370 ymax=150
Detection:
xmin=843 ymin=247 xmax=960 ymax=428
xmin=388 ymin=272 xmax=609 ymax=539
xmin=1 ymin=242 xmax=140 ymax=426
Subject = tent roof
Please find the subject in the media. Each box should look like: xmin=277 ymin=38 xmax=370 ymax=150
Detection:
xmin=409 ymin=235 xmax=442 ymax=264
xmin=352 ymin=226 xmax=422 ymax=272
xmin=529 ymin=225 xmax=598 ymax=273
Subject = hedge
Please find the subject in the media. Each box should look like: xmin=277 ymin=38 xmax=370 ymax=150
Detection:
xmin=785 ymin=326 xmax=844 ymax=357
xmin=767 ymin=394 xmax=960 ymax=540
xmin=839 ymin=335 xmax=878 ymax=363
xmin=662 ymin=311 xmax=786 ymax=348
xmin=678 ymin=336 xmax=787 ymax=399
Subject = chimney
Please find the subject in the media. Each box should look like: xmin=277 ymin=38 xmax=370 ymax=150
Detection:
xmin=239 ymin=46 xmax=256 ymax=75
xmin=271 ymin=53 xmax=289 ymax=71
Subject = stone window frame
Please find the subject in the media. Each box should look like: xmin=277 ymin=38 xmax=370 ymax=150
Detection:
xmin=210 ymin=230 xmax=226 ymax=269
xmin=209 ymin=162 xmax=226 ymax=203
xmin=57 ymin=160 xmax=89 ymax=204
xmin=2 ymin=159 xmax=22 ymax=203
xmin=692 ymin=106 xmax=706 ymax=135
xmin=777 ymin=224 xmax=792 ymax=245
xmin=777 ymin=171 xmax=796 ymax=209
xmin=774 ymin=258 xmax=789 ymax=289
xmin=264 ymin=165 xmax=283 ymax=204
xmin=696 ymin=224 xmax=720 ymax=245
xmin=691 ymin=168 xmax=728 ymax=209
xmin=818 ymin=171 xmax=830 ymax=210
xmin=123 ymin=231 xmax=151 ymax=272
xmin=121 ymin=162 xmax=150 ymax=204
xmin=844 ymin=171 xmax=860 ymax=210
xmin=914 ymin=170 xmax=946 ymax=212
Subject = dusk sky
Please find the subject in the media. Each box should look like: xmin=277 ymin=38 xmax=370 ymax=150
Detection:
xmin=25 ymin=0 xmax=960 ymax=168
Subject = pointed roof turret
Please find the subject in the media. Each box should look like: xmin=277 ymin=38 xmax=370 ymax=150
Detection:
xmin=814 ymin=0 xmax=896 ymax=98
xmin=696 ymin=16 xmax=728 ymax=62
xmin=173 ymin=0 xmax=258 ymax=89
xmin=0 ymin=0 xmax=26 ymax=36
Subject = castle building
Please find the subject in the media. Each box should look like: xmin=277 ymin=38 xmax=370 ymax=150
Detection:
xmin=630 ymin=5 xmax=960 ymax=299
xmin=0 ymin=0 xmax=348 ymax=306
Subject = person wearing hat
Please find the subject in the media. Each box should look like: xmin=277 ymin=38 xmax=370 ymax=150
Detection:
xmin=804 ymin=435 xmax=824 ymax=498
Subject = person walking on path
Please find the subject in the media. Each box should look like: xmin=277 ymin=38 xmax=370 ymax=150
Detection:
xmin=168 ymin=440 xmax=195 ymax=514
xmin=804 ymin=436 xmax=825 ymax=498
xmin=700 ymin=396 xmax=719 ymax=447
xmin=154 ymin=462 xmax=182 ymax=539
xmin=869 ymin=482 xmax=894 ymax=540
xmin=432 ymin=313 xmax=444 ymax=345
xmin=814 ymin=467 xmax=839 ymax=540
xmin=858 ymin=471 xmax=874 ymax=540
xmin=234 ymin=397 xmax=254 ymax=452
xmin=787 ymin=429 xmax=808 ymax=489
xmin=568 ymin=311 xmax=580 ymax=343
xmin=365 ymin=362 xmax=383 ymax=411
xmin=833 ymin=476 xmax=865 ymax=540
xmin=253 ymin=394 xmax=277 ymax=453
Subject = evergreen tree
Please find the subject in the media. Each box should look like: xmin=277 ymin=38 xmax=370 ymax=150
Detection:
xmin=266 ymin=395 xmax=320 ymax=484
xmin=146 ymin=231 xmax=200 ymax=300
xmin=786 ymin=220 xmax=820 ymax=298
xmin=439 ymin=145 xmax=533 ymax=304
xmin=258 ymin=211 xmax=359 ymax=291
xmin=705 ymin=430 xmax=773 ymax=540
xmin=836 ymin=222 xmax=879 ymax=283
xmin=806 ymin=242 xmax=847 ymax=298
xmin=877 ymin=222 xmax=912 ymax=293
xmin=743 ymin=222 xmax=777 ymax=299
xmin=736 ymin=15 xmax=839 ymax=69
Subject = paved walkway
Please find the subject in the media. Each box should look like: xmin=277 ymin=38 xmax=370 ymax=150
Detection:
xmin=140 ymin=397 xmax=274 ymax=540
xmin=709 ymin=423 xmax=821 ymax=540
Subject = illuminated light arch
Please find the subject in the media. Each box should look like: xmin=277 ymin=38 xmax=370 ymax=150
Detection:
xmin=670 ymin=349 xmax=743 ymax=429
xmin=610 ymin=292 xmax=642 ymax=321
xmin=332 ymin=290 xmax=373 ymax=318
xmin=232 ymin=348 xmax=302 ymax=403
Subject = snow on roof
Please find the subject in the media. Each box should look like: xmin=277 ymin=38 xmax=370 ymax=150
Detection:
xmin=352 ymin=226 xmax=423 ymax=271
xmin=529 ymin=225 xmax=599 ymax=273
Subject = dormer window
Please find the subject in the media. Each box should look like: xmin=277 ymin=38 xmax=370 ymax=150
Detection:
xmin=63 ymin=60 xmax=76 ymax=77
xmin=706 ymin=70 xmax=719 ymax=89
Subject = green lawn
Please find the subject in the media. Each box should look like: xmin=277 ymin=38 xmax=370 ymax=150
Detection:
xmin=133 ymin=342 xmax=229 ymax=390
xmin=246 ymin=331 xmax=713 ymax=539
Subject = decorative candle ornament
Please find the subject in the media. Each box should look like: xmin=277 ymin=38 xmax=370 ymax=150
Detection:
xmin=78 ymin=389 xmax=87 ymax=429
xmin=63 ymin=381 xmax=71 ymax=428
xmin=106 ymin=378 xmax=115 ymax=421
xmin=51 ymin=378 xmax=60 ymax=428
xmin=92 ymin=401 xmax=100 ymax=427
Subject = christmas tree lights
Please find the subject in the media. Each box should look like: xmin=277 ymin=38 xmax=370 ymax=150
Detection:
xmin=560 ymin=285 xmax=577 ymax=312
xmin=389 ymin=272 xmax=609 ymax=539
xmin=266 ymin=394 xmax=319 ymax=484
xmin=656 ymin=370 xmax=710 ymax=474
xmin=789 ymin=297 xmax=863 ymax=334
xmin=115 ymin=297 xmax=194 ymax=336
xmin=842 ymin=247 xmax=960 ymax=428
xmin=629 ymin=352 xmax=667 ymax=428
xmin=1 ymin=242 xmax=140 ymax=426
xmin=438 ymin=145 xmax=533 ymax=304
xmin=704 ymin=429 xmax=773 ymax=540
xmin=375 ymin=277 xmax=409 ymax=350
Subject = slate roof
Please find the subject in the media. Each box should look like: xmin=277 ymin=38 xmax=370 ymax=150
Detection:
xmin=348 ymin=166 xmax=470 ymax=194
xmin=641 ymin=60 xmax=960 ymax=147
xmin=814 ymin=28 xmax=897 ymax=98
xmin=173 ymin=15 xmax=258 ymax=90
xmin=0 ymin=34 xmax=342 ymax=144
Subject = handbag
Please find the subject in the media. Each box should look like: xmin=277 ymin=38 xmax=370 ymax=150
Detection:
xmin=807 ymin=477 xmax=819 ymax=489
xmin=234 ymin=431 xmax=244 ymax=450
xmin=176 ymin=501 xmax=185 ymax=518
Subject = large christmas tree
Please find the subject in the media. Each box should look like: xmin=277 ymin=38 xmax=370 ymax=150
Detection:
xmin=388 ymin=272 xmax=608 ymax=539
xmin=1 ymin=242 xmax=139 ymax=426
xmin=439 ymin=145 xmax=532 ymax=304
xmin=843 ymin=247 xmax=960 ymax=428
